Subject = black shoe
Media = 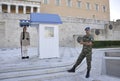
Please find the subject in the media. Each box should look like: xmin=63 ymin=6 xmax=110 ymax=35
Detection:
xmin=26 ymin=56 xmax=29 ymax=59
xmin=85 ymin=70 xmax=90 ymax=78
xmin=67 ymin=69 xmax=75 ymax=72
xmin=85 ymin=73 xmax=90 ymax=78
xmin=22 ymin=57 xmax=25 ymax=59
xmin=67 ymin=66 xmax=76 ymax=72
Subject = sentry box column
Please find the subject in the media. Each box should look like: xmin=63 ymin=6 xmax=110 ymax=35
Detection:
xmin=30 ymin=13 xmax=62 ymax=59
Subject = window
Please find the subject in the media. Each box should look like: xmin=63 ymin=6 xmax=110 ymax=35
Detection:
xmin=103 ymin=5 xmax=106 ymax=12
xmin=18 ymin=6 xmax=23 ymax=14
xmin=2 ymin=4 xmax=7 ymax=13
xmin=11 ymin=5 xmax=16 ymax=13
xmin=26 ymin=6 xmax=31 ymax=14
xmin=95 ymin=4 xmax=99 ymax=11
xmin=86 ymin=2 xmax=90 ymax=10
xmin=55 ymin=0 xmax=61 ymax=6
xmin=77 ymin=1 xmax=81 ymax=8
xmin=33 ymin=7 xmax=37 ymax=12
xmin=43 ymin=0 xmax=49 ymax=4
xmin=45 ymin=27 xmax=54 ymax=38
xmin=67 ymin=0 xmax=72 ymax=7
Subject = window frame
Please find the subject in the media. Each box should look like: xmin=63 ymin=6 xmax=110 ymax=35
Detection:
xmin=26 ymin=6 xmax=31 ymax=14
xmin=55 ymin=0 xmax=61 ymax=6
xmin=77 ymin=1 xmax=81 ymax=8
xmin=18 ymin=5 xmax=23 ymax=14
xmin=86 ymin=2 xmax=91 ymax=10
xmin=11 ymin=5 xmax=16 ymax=13
xmin=66 ymin=0 xmax=72 ymax=7
xmin=95 ymin=4 xmax=99 ymax=11
xmin=2 ymin=4 xmax=8 ymax=13
xmin=102 ymin=5 xmax=106 ymax=12
xmin=43 ymin=0 xmax=49 ymax=4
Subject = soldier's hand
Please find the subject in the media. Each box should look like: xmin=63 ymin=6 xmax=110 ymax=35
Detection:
xmin=80 ymin=41 xmax=89 ymax=45
xmin=86 ymin=42 xmax=93 ymax=46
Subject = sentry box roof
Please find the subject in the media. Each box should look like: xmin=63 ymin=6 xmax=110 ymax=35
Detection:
xmin=30 ymin=13 xmax=62 ymax=24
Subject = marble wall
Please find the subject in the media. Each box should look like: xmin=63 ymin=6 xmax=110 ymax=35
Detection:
xmin=0 ymin=13 xmax=119 ymax=48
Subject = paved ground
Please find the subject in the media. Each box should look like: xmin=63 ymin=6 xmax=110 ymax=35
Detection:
xmin=0 ymin=47 xmax=120 ymax=81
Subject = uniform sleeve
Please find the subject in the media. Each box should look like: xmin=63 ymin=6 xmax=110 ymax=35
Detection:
xmin=90 ymin=35 xmax=94 ymax=43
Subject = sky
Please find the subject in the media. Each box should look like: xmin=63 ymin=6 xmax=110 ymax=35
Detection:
xmin=110 ymin=0 xmax=120 ymax=21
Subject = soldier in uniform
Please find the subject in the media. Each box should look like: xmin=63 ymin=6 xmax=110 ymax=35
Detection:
xmin=20 ymin=26 xmax=30 ymax=59
xmin=67 ymin=27 xmax=94 ymax=78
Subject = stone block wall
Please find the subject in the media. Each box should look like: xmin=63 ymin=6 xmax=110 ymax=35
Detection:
xmin=101 ymin=20 xmax=120 ymax=40
xmin=0 ymin=13 xmax=38 ymax=48
xmin=102 ymin=51 xmax=120 ymax=77
xmin=0 ymin=13 xmax=119 ymax=48
xmin=59 ymin=16 xmax=108 ymax=47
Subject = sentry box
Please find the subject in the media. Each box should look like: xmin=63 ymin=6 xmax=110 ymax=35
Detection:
xmin=30 ymin=13 xmax=62 ymax=59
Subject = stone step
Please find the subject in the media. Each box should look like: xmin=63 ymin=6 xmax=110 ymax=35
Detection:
xmin=0 ymin=60 xmax=74 ymax=73
xmin=0 ymin=60 xmax=86 ymax=80
xmin=0 ymin=64 xmax=86 ymax=81
xmin=0 ymin=71 xmax=85 ymax=81
xmin=0 ymin=65 xmax=70 ymax=80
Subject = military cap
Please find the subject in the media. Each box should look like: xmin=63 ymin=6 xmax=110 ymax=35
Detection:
xmin=85 ymin=27 xmax=90 ymax=31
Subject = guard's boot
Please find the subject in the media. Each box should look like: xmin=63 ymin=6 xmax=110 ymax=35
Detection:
xmin=26 ymin=56 xmax=29 ymax=59
xmin=67 ymin=65 xmax=76 ymax=72
xmin=85 ymin=70 xmax=90 ymax=78
xmin=22 ymin=57 xmax=25 ymax=59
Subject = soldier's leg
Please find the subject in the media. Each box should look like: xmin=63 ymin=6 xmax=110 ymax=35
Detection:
xmin=85 ymin=53 xmax=92 ymax=78
xmin=24 ymin=46 xmax=29 ymax=59
xmin=68 ymin=52 xmax=85 ymax=72
xmin=74 ymin=52 xmax=86 ymax=68
xmin=22 ymin=46 xmax=26 ymax=59
xmin=24 ymin=46 xmax=27 ymax=57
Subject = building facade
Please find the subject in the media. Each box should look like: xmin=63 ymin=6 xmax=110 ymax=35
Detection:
xmin=40 ymin=0 xmax=110 ymax=21
xmin=1 ymin=0 xmax=118 ymax=48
